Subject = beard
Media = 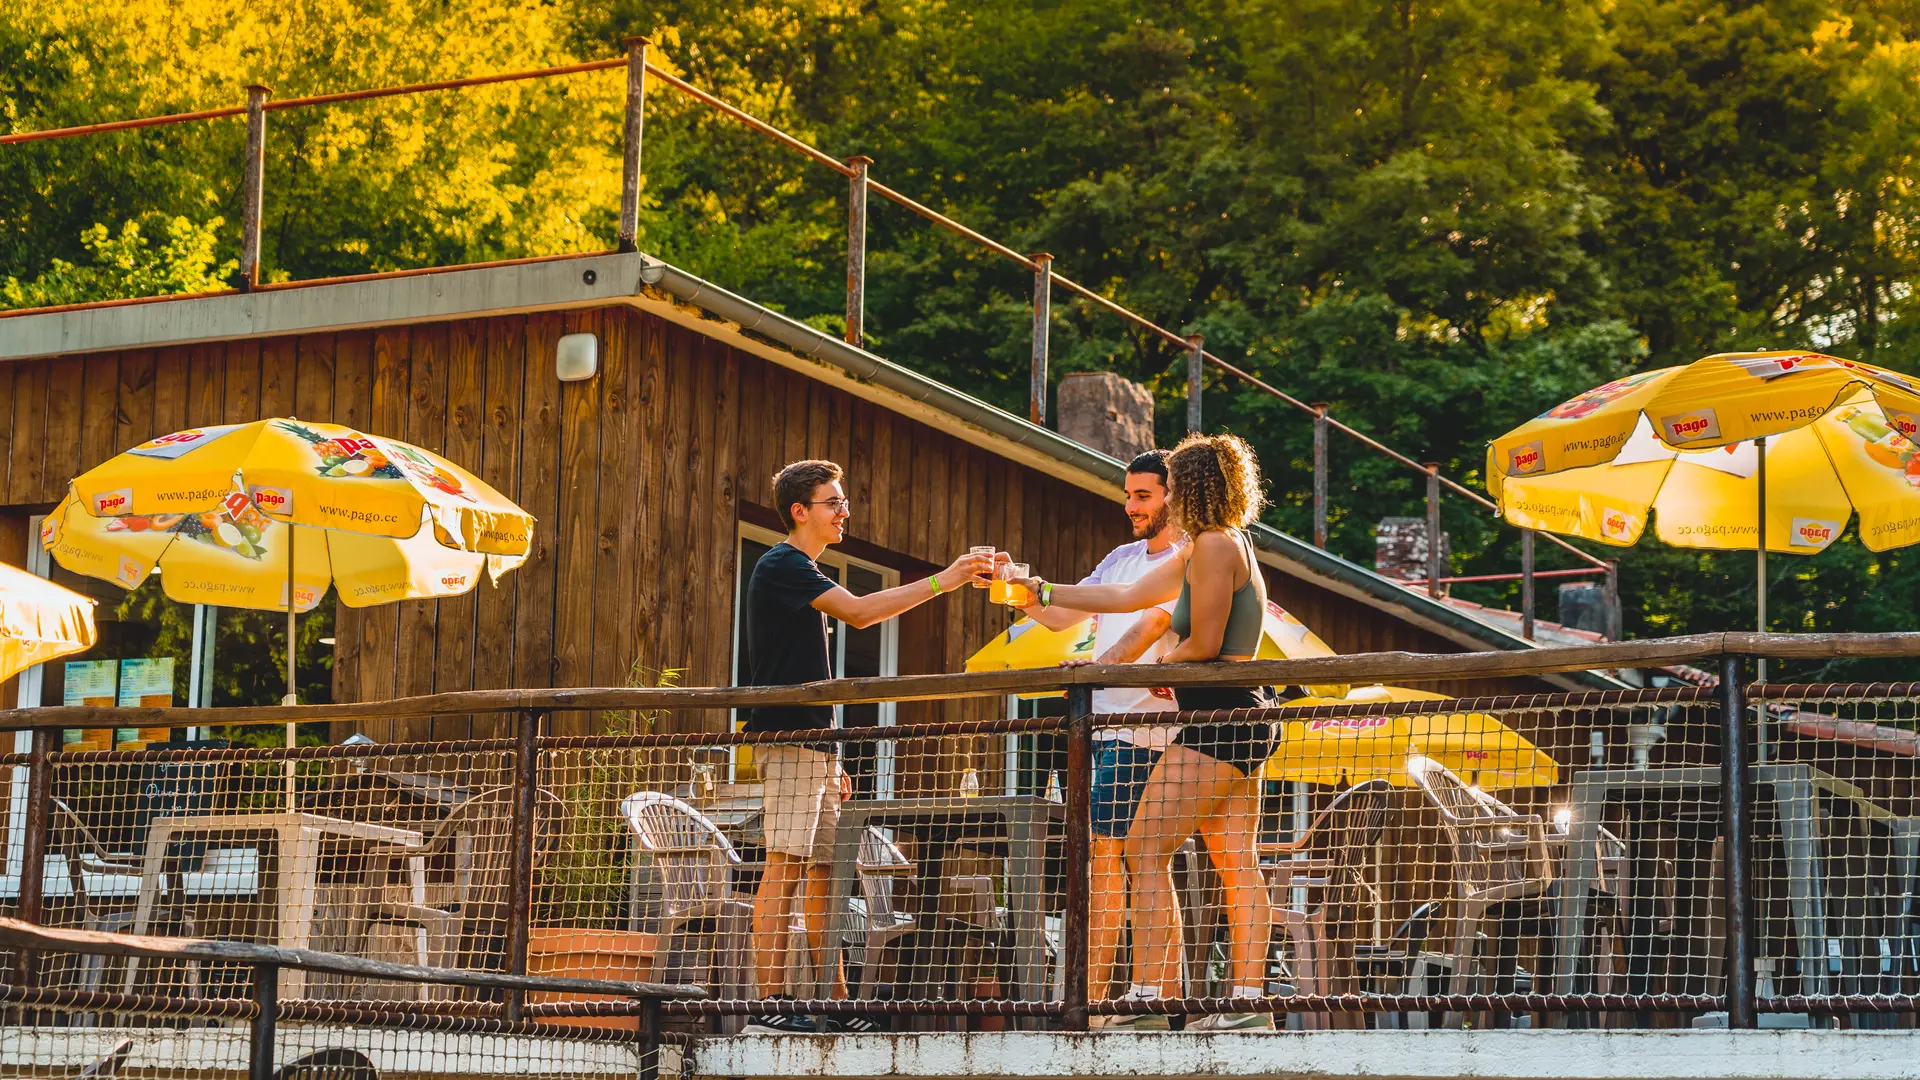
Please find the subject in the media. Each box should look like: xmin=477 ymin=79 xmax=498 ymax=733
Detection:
xmin=1131 ymin=503 xmax=1171 ymax=539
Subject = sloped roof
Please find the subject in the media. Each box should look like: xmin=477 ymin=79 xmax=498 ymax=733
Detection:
xmin=0 ymin=250 xmax=1626 ymax=689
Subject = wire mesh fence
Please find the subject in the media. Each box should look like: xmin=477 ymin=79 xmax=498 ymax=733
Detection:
xmin=2 ymin=655 xmax=1918 ymax=1052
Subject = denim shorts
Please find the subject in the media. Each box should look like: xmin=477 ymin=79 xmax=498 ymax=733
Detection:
xmin=1092 ymin=743 xmax=1162 ymax=839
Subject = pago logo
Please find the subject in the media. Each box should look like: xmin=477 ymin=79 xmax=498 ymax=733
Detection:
xmin=94 ymin=488 xmax=132 ymax=514
xmin=1661 ymin=408 xmax=1722 ymax=443
xmin=440 ymin=573 xmax=467 ymax=589
xmin=1507 ymin=440 xmax=1545 ymax=475
xmin=1790 ymin=517 xmax=1841 ymax=549
xmin=1602 ymin=508 xmax=1632 ymax=538
xmin=1308 ymin=716 xmax=1392 ymax=732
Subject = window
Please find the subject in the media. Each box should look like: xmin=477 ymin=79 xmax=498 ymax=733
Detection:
xmin=731 ymin=524 xmax=899 ymax=795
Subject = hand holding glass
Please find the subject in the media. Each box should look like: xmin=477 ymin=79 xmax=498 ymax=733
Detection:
xmin=968 ymin=546 xmax=996 ymax=587
xmin=991 ymin=562 xmax=1033 ymax=606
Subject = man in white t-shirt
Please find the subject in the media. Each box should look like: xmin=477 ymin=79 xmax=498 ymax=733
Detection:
xmin=1016 ymin=449 xmax=1180 ymax=1004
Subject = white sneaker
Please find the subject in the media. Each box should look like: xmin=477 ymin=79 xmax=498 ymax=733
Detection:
xmin=1098 ymin=1012 xmax=1171 ymax=1031
xmin=1187 ymin=1011 xmax=1275 ymax=1031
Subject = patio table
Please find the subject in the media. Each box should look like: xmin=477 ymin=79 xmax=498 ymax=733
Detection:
xmin=829 ymin=795 xmax=1064 ymax=1004
xmin=1552 ymin=763 xmax=1888 ymax=1000
xmin=122 ymin=812 xmax=426 ymax=998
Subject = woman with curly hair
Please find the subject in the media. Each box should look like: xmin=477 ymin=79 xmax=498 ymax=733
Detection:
xmin=1018 ymin=432 xmax=1275 ymax=1029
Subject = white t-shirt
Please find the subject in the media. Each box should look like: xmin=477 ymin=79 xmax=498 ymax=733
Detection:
xmin=1078 ymin=539 xmax=1182 ymax=748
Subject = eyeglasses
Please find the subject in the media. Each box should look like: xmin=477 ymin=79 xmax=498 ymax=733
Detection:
xmin=805 ymin=498 xmax=853 ymax=513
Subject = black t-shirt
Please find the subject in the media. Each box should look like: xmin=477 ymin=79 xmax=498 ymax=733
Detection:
xmin=742 ymin=542 xmax=839 ymax=732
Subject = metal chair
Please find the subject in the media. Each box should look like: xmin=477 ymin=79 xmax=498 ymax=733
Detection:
xmin=620 ymin=791 xmax=752 ymax=999
xmin=354 ymin=785 xmax=565 ymax=990
xmin=1258 ymin=779 xmax=1394 ymax=1026
xmin=845 ymin=825 xmax=921 ymax=999
xmin=48 ymin=798 xmax=171 ymax=1005
xmin=1405 ymin=755 xmax=1553 ymax=1004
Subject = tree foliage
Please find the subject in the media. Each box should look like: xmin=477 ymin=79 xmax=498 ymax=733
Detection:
xmin=5 ymin=0 xmax=1920 ymax=677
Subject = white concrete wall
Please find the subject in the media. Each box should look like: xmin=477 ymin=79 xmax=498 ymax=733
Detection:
xmin=687 ymin=1030 xmax=1920 ymax=1080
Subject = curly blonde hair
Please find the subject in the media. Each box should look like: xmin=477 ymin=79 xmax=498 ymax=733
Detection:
xmin=1168 ymin=433 xmax=1265 ymax=536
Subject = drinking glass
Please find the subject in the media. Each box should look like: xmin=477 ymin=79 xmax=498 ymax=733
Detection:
xmin=989 ymin=560 xmax=1012 ymax=605
xmin=1008 ymin=563 xmax=1032 ymax=607
xmin=968 ymin=545 xmax=995 ymax=587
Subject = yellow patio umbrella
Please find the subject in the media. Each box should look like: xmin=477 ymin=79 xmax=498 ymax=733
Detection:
xmin=0 ymin=560 xmax=97 ymax=683
xmin=42 ymin=419 xmax=534 ymax=798
xmin=1263 ymin=685 xmax=1560 ymax=790
xmin=966 ymin=600 xmax=1346 ymax=698
xmin=1487 ymin=352 xmax=1920 ymax=648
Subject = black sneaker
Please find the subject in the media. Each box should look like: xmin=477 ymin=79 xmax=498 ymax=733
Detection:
xmin=745 ymin=997 xmax=819 ymax=1035
xmin=824 ymin=1014 xmax=886 ymax=1034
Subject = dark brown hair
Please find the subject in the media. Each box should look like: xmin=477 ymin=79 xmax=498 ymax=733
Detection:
xmin=772 ymin=459 xmax=844 ymax=530
xmin=1167 ymin=433 xmax=1264 ymax=536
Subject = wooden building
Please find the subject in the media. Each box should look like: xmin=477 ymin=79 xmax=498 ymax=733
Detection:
xmin=0 ymin=252 xmax=1618 ymax=759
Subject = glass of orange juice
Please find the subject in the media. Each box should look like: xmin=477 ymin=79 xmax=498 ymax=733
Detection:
xmin=989 ymin=560 xmax=1012 ymax=604
xmin=1010 ymin=563 xmax=1033 ymax=606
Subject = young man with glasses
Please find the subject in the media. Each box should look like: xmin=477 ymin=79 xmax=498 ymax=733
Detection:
xmin=1014 ymin=449 xmax=1181 ymax=1018
xmin=742 ymin=459 xmax=997 ymax=1033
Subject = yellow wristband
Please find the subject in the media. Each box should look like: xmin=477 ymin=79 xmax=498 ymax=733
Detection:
xmin=929 ymin=575 xmax=942 ymax=595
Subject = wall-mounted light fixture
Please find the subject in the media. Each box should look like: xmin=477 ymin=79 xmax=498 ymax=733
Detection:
xmin=556 ymin=332 xmax=599 ymax=382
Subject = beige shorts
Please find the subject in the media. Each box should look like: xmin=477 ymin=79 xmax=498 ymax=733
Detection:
xmin=759 ymin=744 xmax=842 ymax=863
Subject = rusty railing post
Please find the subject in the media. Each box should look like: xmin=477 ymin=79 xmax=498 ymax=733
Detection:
xmin=1062 ymin=685 xmax=1093 ymax=1031
xmin=505 ymin=707 xmax=544 ymax=1021
xmin=239 ymin=85 xmax=270 ymax=290
xmin=845 ymin=155 xmax=872 ymax=347
xmin=1185 ymin=334 xmax=1204 ymax=434
xmin=1311 ymin=403 xmax=1329 ymax=549
xmin=250 ymin=962 xmax=279 ymax=1080
xmin=637 ymin=995 xmax=662 ymax=1080
xmin=1718 ymin=655 xmax=1757 ymax=1029
xmin=14 ymin=727 xmax=53 ymax=988
xmin=1520 ymin=529 xmax=1536 ymax=641
xmin=617 ymin=37 xmax=649 ymax=254
xmin=1030 ymin=253 xmax=1053 ymax=426
xmin=1604 ymin=558 xmax=1622 ymax=642
xmin=1423 ymin=463 xmax=1443 ymax=598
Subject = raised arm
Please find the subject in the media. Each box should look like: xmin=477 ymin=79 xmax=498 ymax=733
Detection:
xmin=811 ymin=549 xmax=995 ymax=629
xmin=1022 ymin=546 xmax=1187 ymax=614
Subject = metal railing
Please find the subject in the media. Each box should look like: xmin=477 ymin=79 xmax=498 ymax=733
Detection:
xmin=0 ymin=918 xmax=697 ymax=1079
xmin=0 ymin=631 xmax=1916 ymax=1047
xmin=0 ymin=39 xmax=1612 ymax=637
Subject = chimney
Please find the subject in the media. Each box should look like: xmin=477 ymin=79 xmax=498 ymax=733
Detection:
xmin=1056 ymin=372 xmax=1155 ymax=462
xmin=1375 ymin=517 xmax=1450 ymax=586
xmin=1558 ymin=582 xmax=1613 ymax=638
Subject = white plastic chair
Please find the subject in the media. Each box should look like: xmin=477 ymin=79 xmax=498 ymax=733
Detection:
xmin=1405 ymin=755 xmax=1553 ymax=1002
xmin=620 ymin=791 xmax=752 ymax=999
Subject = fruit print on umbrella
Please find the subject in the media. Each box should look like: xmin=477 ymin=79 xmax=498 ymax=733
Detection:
xmin=1540 ymin=369 xmax=1666 ymax=420
xmin=277 ymin=420 xmax=404 ymax=479
xmin=276 ymin=420 xmax=476 ymax=500
xmin=103 ymin=491 xmax=277 ymax=561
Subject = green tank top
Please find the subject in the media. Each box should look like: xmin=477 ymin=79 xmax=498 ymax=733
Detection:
xmin=1169 ymin=528 xmax=1266 ymax=657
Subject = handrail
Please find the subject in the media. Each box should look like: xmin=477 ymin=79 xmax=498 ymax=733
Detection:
xmin=0 ymin=632 xmax=1913 ymax=731
xmin=0 ymin=917 xmax=705 ymax=999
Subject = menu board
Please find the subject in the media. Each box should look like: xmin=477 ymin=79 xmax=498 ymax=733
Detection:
xmin=118 ymin=658 xmax=174 ymax=708
xmin=63 ymin=660 xmax=117 ymax=708
xmin=63 ymin=659 xmax=118 ymax=751
xmin=116 ymin=657 xmax=177 ymax=747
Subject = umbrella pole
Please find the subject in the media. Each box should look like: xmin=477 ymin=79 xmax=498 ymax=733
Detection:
xmin=1755 ymin=437 xmax=1767 ymax=682
xmin=1755 ymin=437 xmax=1769 ymax=765
xmin=285 ymin=524 xmax=297 ymax=809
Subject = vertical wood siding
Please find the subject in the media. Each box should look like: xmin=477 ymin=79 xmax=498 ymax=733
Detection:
xmin=0 ymin=305 xmax=1554 ymax=740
